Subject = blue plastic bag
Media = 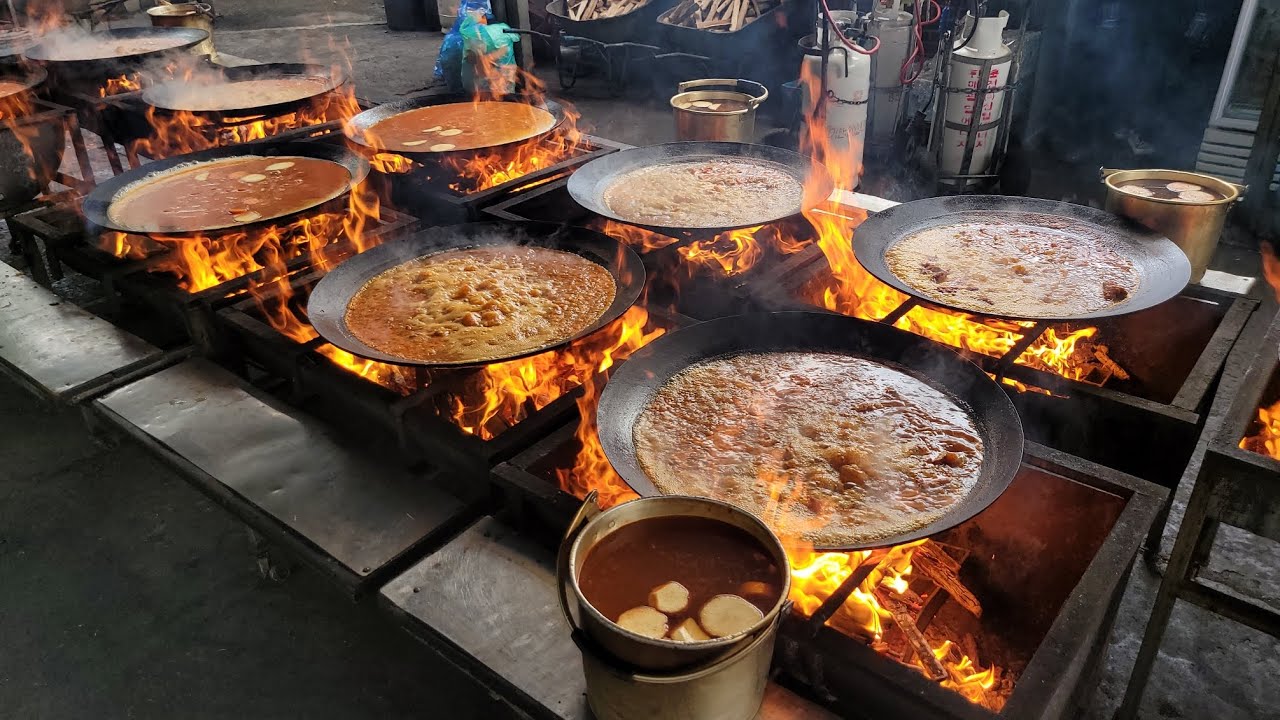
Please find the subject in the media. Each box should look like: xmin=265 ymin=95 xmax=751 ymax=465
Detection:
xmin=433 ymin=0 xmax=493 ymax=91
xmin=459 ymin=15 xmax=518 ymax=93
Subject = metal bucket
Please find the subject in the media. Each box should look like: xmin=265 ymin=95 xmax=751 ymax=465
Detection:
xmin=557 ymin=492 xmax=789 ymax=720
xmin=1101 ymin=167 xmax=1245 ymax=283
xmin=557 ymin=492 xmax=790 ymax=671
xmin=575 ymin=615 xmax=779 ymax=720
xmin=147 ymin=3 xmax=215 ymax=57
xmin=670 ymin=79 xmax=768 ymax=143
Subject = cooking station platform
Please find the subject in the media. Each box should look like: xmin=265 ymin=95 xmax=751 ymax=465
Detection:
xmin=0 ymin=262 xmax=168 ymax=404
xmin=381 ymin=516 xmax=838 ymax=720
xmin=87 ymin=358 xmax=483 ymax=595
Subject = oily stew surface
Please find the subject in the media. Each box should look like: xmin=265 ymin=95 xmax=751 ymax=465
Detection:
xmin=365 ymin=101 xmax=556 ymax=152
xmin=602 ymin=158 xmax=804 ymax=228
xmin=153 ymin=76 xmax=331 ymax=111
xmin=0 ymin=80 xmax=28 ymax=99
xmin=344 ymin=245 xmax=616 ymax=364
xmin=634 ymin=352 xmax=984 ymax=547
xmin=579 ymin=515 xmax=781 ymax=641
xmin=107 ymin=155 xmax=350 ymax=233
xmin=884 ymin=213 xmax=1142 ymax=317
xmin=1115 ymin=178 xmax=1227 ymax=203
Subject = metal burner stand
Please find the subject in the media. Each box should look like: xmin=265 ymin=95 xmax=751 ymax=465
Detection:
xmin=378 ymin=133 xmax=628 ymax=224
xmin=1118 ymin=310 xmax=1280 ymax=718
xmin=6 ymin=195 xmax=417 ymax=353
xmin=388 ymin=426 xmax=1167 ymax=720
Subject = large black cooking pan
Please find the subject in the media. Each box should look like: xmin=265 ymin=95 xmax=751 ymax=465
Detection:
xmin=0 ymin=64 xmax=47 ymax=102
xmin=853 ymin=195 xmax=1192 ymax=322
xmin=22 ymin=27 xmax=208 ymax=65
xmin=82 ymin=140 xmax=370 ymax=235
xmin=142 ymin=62 xmax=345 ymax=121
xmin=595 ymin=311 xmax=1025 ymax=551
xmin=306 ymin=221 xmax=646 ymax=368
xmin=343 ymin=92 xmax=566 ymax=160
xmin=567 ymin=141 xmax=835 ymax=233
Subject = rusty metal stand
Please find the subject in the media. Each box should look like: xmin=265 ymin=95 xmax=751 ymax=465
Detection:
xmin=1117 ymin=313 xmax=1280 ymax=719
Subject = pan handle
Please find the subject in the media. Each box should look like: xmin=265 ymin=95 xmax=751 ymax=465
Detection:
xmin=676 ymin=79 xmax=769 ymax=108
xmin=556 ymin=491 xmax=601 ymax=635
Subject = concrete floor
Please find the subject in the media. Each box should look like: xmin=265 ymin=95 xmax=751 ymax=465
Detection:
xmin=4 ymin=3 xmax=1280 ymax=718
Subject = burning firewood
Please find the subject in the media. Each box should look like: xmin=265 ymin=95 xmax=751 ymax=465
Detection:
xmin=911 ymin=541 xmax=982 ymax=618
xmin=568 ymin=0 xmax=649 ymax=21
xmin=888 ymin=604 xmax=948 ymax=682
xmin=661 ymin=0 xmax=777 ymax=32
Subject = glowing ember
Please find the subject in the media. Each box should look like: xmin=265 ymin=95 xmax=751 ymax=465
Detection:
xmin=1240 ymin=400 xmax=1280 ymax=460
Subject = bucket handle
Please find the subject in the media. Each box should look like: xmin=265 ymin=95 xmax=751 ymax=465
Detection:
xmin=1100 ymin=166 xmax=1249 ymax=200
xmin=676 ymin=79 xmax=769 ymax=109
xmin=556 ymin=490 xmax=601 ymax=634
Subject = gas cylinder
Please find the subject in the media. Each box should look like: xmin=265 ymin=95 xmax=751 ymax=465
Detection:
xmin=866 ymin=6 xmax=913 ymax=149
xmin=800 ymin=12 xmax=871 ymax=184
xmin=937 ymin=10 xmax=1011 ymax=187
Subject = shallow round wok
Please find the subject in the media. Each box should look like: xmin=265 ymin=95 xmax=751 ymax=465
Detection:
xmin=595 ymin=311 xmax=1025 ymax=552
xmin=81 ymin=140 xmax=370 ymax=235
xmin=567 ymin=141 xmax=835 ymax=234
xmin=306 ymin=221 xmax=646 ymax=368
xmin=22 ymin=27 xmax=208 ymax=65
xmin=142 ymin=62 xmax=345 ymax=121
xmin=853 ymin=194 xmax=1192 ymax=322
xmin=0 ymin=64 xmax=47 ymax=101
xmin=343 ymin=92 xmax=566 ymax=160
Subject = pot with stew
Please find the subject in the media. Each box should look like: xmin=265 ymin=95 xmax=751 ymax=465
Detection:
xmin=558 ymin=493 xmax=790 ymax=719
xmin=1101 ymin=167 xmax=1245 ymax=283
xmin=670 ymin=78 xmax=768 ymax=143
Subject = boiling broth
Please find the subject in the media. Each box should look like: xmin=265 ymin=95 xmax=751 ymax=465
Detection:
xmin=0 ymin=80 xmax=28 ymax=99
xmin=1115 ymin=178 xmax=1228 ymax=203
xmin=578 ymin=515 xmax=781 ymax=641
xmin=107 ymin=155 xmax=350 ymax=232
xmin=365 ymin=101 xmax=556 ymax=152
xmin=676 ymin=98 xmax=752 ymax=113
xmin=152 ymin=76 xmax=331 ymax=111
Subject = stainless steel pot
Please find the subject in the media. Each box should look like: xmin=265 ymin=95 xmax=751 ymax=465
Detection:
xmin=148 ymin=3 xmax=215 ymax=57
xmin=576 ymin=614 xmax=779 ymax=720
xmin=557 ymin=492 xmax=790 ymax=672
xmin=1101 ymin=167 xmax=1246 ymax=283
xmin=670 ymin=79 xmax=768 ymax=143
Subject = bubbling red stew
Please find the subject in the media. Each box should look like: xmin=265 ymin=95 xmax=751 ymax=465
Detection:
xmin=578 ymin=515 xmax=782 ymax=643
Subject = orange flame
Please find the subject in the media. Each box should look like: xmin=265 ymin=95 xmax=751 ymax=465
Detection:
xmin=99 ymin=73 xmax=143 ymax=97
xmin=445 ymin=305 xmax=665 ymax=444
xmin=128 ymin=56 xmax=361 ymax=159
xmin=372 ymin=152 xmax=415 ymax=174
xmin=440 ymin=45 xmax=588 ymax=193
xmin=0 ymin=84 xmax=42 ymax=182
xmin=1240 ymin=400 xmax=1280 ymax=460
xmin=792 ymin=63 xmax=1124 ymax=387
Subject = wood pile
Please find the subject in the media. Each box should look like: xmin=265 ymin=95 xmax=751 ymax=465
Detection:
xmin=566 ymin=0 xmax=649 ymax=20
xmin=661 ymin=0 xmax=779 ymax=32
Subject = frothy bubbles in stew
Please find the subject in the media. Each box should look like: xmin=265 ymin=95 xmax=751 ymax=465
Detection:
xmin=577 ymin=515 xmax=782 ymax=643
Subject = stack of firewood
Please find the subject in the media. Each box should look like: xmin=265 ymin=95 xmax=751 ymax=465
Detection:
xmin=661 ymin=0 xmax=778 ymax=32
xmin=566 ymin=0 xmax=649 ymax=20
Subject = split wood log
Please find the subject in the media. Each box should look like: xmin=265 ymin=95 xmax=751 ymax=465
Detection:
xmin=911 ymin=541 xmax=982 ymax=618
xmin=890 ymin=606 xmax=947 ymax=681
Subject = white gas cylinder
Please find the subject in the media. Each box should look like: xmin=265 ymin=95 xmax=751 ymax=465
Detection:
xmin=801 ymin=12 xmax=872 ymax=184
xmin=938 ymin=10 xmax=1011 ymax=185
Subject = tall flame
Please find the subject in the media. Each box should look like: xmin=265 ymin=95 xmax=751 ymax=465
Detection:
xmin=443 ymin=306 xmax=665 ymax=443
xmin=441 ymin=39 xmax=588 ymax=193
